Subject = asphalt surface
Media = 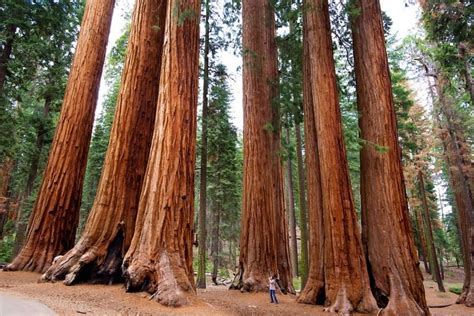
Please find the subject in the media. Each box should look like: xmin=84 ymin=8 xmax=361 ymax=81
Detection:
xmin=0 ymin=293 xmax=55 ymax=315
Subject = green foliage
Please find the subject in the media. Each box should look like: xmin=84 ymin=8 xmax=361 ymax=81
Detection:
xmin=0 ymin=231 xmax=15 ymax=262
xmin=449 ymin=286 xmax=462 ymax=295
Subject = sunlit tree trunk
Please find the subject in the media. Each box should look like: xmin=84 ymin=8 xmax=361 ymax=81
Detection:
xmin=122 ymin=0 xmax=201 ymax=307
xmin=350 ymin=1 xmax=429 ymax=314
xmin=42 ymin=0 xmax=165 ymax=285
xmin=236 ymin=0 xmax=293 ymax=293
xmin=6 ymin=0 xmax=115 ymax=273
xmin=0 ymin=158 xmax=14 ymax=238
xmin=297 ymin=2 xmax=378 ymax=313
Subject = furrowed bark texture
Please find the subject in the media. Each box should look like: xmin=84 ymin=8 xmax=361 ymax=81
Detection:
xmin=237 ymin=0 xmax=293 ymax=293
xmin=6 ymin=0 xmax=115 ymax=273
xmin=0 ymin=158 xmax=14 ymax=238
xmin=122 ymin=0 xmax=200 ymax=307
xmin=351 ymin=1 xmax=429 ymax=314
xmin=298 ymin=2 xmax=378 ymax=314
xmin=211 ymin=203 xmax=220 ymax=285
xmin=42 ymin=0 xmax=166 ymax=285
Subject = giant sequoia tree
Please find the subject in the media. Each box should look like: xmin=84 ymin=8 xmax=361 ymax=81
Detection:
xmin=350 ymin=0 xmax=429 ymax=314
xmin=42 ymin=0 xmax=166 ymax=284
xmin=122 ymin=0 xmax=201 ymax=307
xmin=297 ymin=1 xmax=377 ymax=313
xmin=236 ymin=0 xmax=293 ymax=293
xmin=6 ymin=0 xmax=115 ymax=273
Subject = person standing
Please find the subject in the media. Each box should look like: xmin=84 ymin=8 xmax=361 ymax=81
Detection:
xmin=269 ymin=274 xmax=279 ymax=304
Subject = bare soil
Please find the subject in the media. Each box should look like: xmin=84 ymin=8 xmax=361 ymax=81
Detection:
xmin=0 ymin=269 xmax=471 ymax=315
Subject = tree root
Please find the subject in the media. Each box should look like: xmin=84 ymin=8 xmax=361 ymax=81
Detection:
xmin=123 ymin=251 xmax=194 ymax=307
xmin=323 ymin=287 xmax=354 ymax=315
xmin=41 ymin=230 xmax=124 ymax=285
xmin=296 ymin=279 xmax=325 ymax=305
xmin=379 ymin=274 xmax=427 ymax=316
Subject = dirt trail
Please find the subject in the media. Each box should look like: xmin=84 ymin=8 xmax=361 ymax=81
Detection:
xmin=0 ymin=270 xmax=470 ymax=315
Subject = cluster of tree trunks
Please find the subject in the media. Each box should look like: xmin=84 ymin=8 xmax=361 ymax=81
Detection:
xmin=235 ymin=0 xmax=293 ymax=294
xmin=6 ymin=0 xmax=115 ymax=273
xmin=42 ymin=0 xmax=166 ymax=285
xmin=297 ymin=1 xmax=377 ymax=313
xmin=122 ymin=0 xmax=201 ymax=306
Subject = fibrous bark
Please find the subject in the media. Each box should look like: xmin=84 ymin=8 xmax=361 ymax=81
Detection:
xmin=350 ymin=1 xmax=429 ymax=314
xmin=414 ymin=202 xmax=430 ymax=274
xmin=5 ymin=0 xmax=115 ymax=273
xmin=122 ymin=0 xmax=200 ymax=307
xmin=297 ymin=2 xmax=378 ymax=314
xmin=236 ymin=0 xmax=294 ymax=294
xmin=41 ymin=0 xmax=165 ymax=285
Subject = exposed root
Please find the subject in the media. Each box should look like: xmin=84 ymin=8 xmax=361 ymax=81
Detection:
xmin=123 ymin=251 xmax=195 ymax=307
xmin=41 ymin=230 xmax=125 ymax=285
xmin=297 ymin=279 xmax=325 ymax=305
xmin=466 ymin=285 xmax=474 ymax=307
xmin=380 ymin=274 xmax=427 ymax=316
xmin=323 ymin=287 xmax=353 ymax=316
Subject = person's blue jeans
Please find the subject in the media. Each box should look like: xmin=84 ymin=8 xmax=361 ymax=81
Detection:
xmin=269 ymin=289 xmax=278 ymax=303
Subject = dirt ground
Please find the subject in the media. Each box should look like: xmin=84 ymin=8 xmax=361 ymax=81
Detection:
xmin=0 ymin=269 xmax=471 ymax=315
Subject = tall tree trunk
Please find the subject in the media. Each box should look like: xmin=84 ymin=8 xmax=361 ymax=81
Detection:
xmin=295 ymin=121 xmax=308 ymax=286
xmin=236 ymin=0 xmax=293 ymax=293
xmin=418 ymin=171 xmax=445 ymax=292
xmin=122 ymin=0 xmax=201 ymax=307
xmin=415 ymin=202 xmax=431 ymax=274
xmin=297 ymin=2 xmax=378 ymax=313
xmin=0 ymin=24 xmax=16 ymax=94
xmin=196 ymin=0 xmax=210 ymax=289
xmin=42 ymin=0 xmax=165 ymax=285
xmin=285 ymin=127 xmax=298 ymax=278
xmin=350 ymin=1 xmax=429 ymax=314
xmin=6 ymin=0 xmax=115 ymax=273
xmin=211 ymin=203 xmax=220 ymax=285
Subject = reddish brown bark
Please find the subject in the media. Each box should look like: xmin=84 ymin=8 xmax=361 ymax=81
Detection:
xmin=122 ymin=0 xmax=200 ymax=307
xmin=351 ymin=1 xmax=429 ymax=314
xmin=236 ymin=0 xmax=293 ymax=293
xmin=6 ymin=0 xmax=115 ymax=273
xmin=297 ymin=1 xmax=378 ymax=313
xmin=41 ymin=0 xmax=165 ymax=285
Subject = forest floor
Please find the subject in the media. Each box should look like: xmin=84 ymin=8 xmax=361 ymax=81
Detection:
xmin=0 ymin=268 xmax=470 ymax=315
